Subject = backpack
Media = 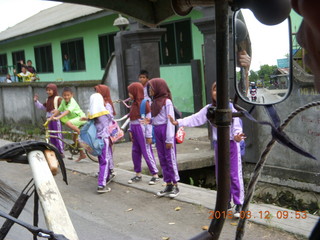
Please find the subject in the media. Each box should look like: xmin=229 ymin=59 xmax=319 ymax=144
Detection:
xmin=53 ymin=96 xmax=60 ymax=109
xmin=140 ymin=99 xmax=149 ymax=119
xmin=80 ymin=120 xmax=104 ymax=156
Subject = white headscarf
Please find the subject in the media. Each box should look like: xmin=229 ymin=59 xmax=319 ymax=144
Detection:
xmin=88 ymin=93 xmax=109 ymax=119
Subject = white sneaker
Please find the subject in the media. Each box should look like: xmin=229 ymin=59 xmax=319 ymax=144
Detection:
xmin=97 ymin=186 xmax=111 ymax=194
xmin=234 ymin=204 xmax=242 ymax=218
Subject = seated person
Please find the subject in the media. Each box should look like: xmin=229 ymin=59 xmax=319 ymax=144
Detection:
xmin=50 ymin=87 xmax=87 ymax=162
xmin=5 ymin=74 xmax=12 ymax=83
xmin=249 ymin=82 xmax=257 ymax=91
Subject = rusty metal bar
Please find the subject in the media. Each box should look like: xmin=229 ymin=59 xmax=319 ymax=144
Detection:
xmin=208 ymin=0 xmax=231 ymax=239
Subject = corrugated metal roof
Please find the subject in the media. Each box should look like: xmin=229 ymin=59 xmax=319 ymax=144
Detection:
xmin=0 ymin=3 xmax=105 ymax=42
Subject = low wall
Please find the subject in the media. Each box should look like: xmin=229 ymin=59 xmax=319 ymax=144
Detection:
xmin=0 ymin=81 xmax=120 ymax=127
xmin=242 ymin=71 xmax=320 ymax=189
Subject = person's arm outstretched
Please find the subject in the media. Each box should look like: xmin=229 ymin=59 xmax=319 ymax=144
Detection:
xmin=168 ymin=105 xmax=210 ymax=127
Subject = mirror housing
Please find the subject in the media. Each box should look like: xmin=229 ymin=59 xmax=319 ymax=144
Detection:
xmin=231 ymin=0 xmax=291 ymax=25
xmin=233 ymin=9 xmax=293 ymax=105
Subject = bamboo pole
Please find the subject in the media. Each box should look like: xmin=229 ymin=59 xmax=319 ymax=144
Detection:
xmin=28 ymin=150 xmax=78 ymax=240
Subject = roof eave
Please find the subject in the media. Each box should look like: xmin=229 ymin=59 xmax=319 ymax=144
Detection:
xmin=0 ymin=10 xmax=113 ymax=45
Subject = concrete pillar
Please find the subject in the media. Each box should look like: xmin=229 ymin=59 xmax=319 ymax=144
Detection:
xmin=193 ymin=13 xmax=217 ymax=104
xmin=114 ymin=23 xmax=165 ymax=116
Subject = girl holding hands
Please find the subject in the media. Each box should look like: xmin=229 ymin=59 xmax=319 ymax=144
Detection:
xmin=127 ymin=82 xmax=159 ymax=185
xmin=146 ymin=78 xmax=180 ymax=198
xmin=169 ymin=82 xmax=246 ymax=216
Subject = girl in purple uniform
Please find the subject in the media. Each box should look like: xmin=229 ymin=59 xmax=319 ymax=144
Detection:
xmin=148 ymin=78 xmax=180 ymax=198
xmin=95 ymin=84 xmax=116 ymax=176
xmin=83 ymin=85 xmax=115 ymax=193
xmin=127 ymin=82 xmax=160 ymax=185
xmin=34 ymin=84 xmax=64 ymax=156
xmin=169 ymin=82 xmax=246 ymax=217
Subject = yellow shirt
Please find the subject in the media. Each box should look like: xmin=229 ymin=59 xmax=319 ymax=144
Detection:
xmin=17 ymin=71 xmax=35 ymax=82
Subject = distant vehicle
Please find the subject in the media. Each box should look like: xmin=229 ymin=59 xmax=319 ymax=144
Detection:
xmin=250 ymin=82 xmax=257 ymax=101
xmin=257 ymin=79 xmax=263 ymax=88
xmin=250 ymin=88 xmax=257 ymax=102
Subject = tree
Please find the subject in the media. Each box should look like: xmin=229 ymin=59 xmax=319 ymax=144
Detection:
xmin=249 ymin=70 xmax=258 ymax=82
xmin=258 ymin=64 xmax=277 ymax=83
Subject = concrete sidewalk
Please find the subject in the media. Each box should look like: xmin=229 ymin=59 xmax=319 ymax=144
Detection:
xmin=61 ymin=127 xmax=318 ymax=238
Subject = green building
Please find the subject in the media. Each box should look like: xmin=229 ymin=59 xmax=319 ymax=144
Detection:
xmin=0 ymin=3 xmax=206 ymax=115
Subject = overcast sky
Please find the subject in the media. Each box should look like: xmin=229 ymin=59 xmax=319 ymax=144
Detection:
xmin=240 ymin=9 xmax=290 ymax=71
xmin=0 ymin=0 xmax=61 ymax=32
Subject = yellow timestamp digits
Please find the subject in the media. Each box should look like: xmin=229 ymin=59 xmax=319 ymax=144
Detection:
xmin=208 ymin=210 xmax=308 ymax=220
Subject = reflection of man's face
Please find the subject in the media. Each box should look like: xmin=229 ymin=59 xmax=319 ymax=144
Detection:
xmin=292 ymin=0 xmax=320 ymax=91
xmin=212 ymin=86 xmax=217 ymax=102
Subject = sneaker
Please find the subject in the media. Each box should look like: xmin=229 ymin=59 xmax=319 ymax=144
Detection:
xmin=97 ymin=186 xmax=111 ymax=194
xmin=234 ymin=204 xmax=242 ymax=218
xmin=149 ymin=177 xmax=160 ymax=185
xmin=128 ymin=176 xmax=142 ymax=184
xmin=168 ymin=185 xmax=180 ymax=198
xmin=110 ymin=169 xmax=117 ymax=176
xmin=156 ymin=184 xmax=174 ymax=197
xmin=106 ymin=173 xmax=116 ymax=185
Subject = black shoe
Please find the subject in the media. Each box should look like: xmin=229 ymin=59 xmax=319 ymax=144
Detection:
xmin=128 ymin=175 xmax=142 ymax=184
xmin=156 ymin=184 xmax=173 ymax=197
xmin=149 ymin=177 xmax=160 ymax=185
xmin=106 ymin=172 xmax=116 ymax=185
xmin=169 ymin=185 xmax=180 ymax=198
xmin=234 ymin=204 xmax=242 ymax=218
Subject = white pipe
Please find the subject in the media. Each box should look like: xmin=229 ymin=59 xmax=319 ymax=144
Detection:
xmin=28 ymin=150 xmax=78 ymax=240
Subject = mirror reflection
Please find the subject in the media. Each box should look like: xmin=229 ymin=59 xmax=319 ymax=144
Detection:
xmin=234 ymin=9 xmax=291 ymax=105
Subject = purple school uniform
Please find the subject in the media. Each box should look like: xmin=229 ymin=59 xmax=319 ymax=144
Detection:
xmin=153 ymin=99 xmax=179 ymax=183
xmin=35 ymin=100 xmax=64 ymax=155
xmin=143 ymin=86 xmax=151 ymax=102
xmin=129 ymin=111 xmax=158 ymax=175
xmin=95 ymin=103 xmax=114 ymax=186
xmin=177 ymin=103 xmax=244 ymax=205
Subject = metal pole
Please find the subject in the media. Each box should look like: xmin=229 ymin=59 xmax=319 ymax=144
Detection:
xmin=208 ymin=0 xmax=231 ymax=239
xmin=28 ymin=150 xmax=79 ymax=240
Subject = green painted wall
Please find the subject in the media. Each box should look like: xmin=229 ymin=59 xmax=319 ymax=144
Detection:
xmin=290 ymin=10 xmax=303 ymax=50
xmin=160 ymin=10 xmax=204 ymax=114
xmin=0 ymin=14 xmax=119 ymax=82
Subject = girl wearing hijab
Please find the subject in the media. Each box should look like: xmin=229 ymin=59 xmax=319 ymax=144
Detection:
xmin=34 ymin=84 xmax=64 ymax=156
xmin=168 ymin=82 xmax=246 ymax=217
xmin=83 ymin=85 xmax=115 ymax=193
xmin=94 ymin=84 xmax=116 ymax=179
xmin=147 ymin=78 xmax=180 ymax=198
xmin=127 ymin=82 xmax=159 ymax=185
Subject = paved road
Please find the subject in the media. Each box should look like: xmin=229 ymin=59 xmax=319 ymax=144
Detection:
xmin=0 ymin=139 xmax=307 ymax=240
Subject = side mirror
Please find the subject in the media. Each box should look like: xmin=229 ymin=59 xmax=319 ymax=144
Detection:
xmin=234 ymin=9 xmax=292 ymax=105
